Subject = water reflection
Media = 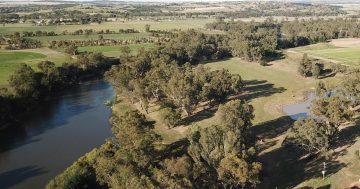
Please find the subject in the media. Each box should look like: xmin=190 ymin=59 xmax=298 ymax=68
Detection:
xmin=0 ymin=80 xmax=114 ymax=189
xmin=283 ymin=93 xmax=316 ymax=120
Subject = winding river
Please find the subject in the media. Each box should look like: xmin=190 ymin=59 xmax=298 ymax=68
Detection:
xmin=0 ymin=80 xmax=114 ymax=189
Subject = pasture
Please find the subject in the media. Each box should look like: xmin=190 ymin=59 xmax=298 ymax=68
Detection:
xmin=0 ymin=19 xmax=215 ymax=34
xmin=294 ymin=41 xmax=360 ymax=66
xmin=0 ymin=48 xmax=68 ymax=85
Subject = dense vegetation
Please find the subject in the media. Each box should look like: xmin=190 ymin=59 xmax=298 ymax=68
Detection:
xmin=205 ymin=18 xmax=360 ymax=62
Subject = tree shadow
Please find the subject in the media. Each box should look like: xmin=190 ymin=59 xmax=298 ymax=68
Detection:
xmin=258 ymin=119 xmax=360 ymax=188
xmin=317 ymin=184 xmax=332 ymax=189
xmin=181 ymin=106 xmax=218 ymax=127
xmin=331 ymin=120 xmax=360 ymax=156
xmin=318 ymin=71 xmax=337 ymax=79
xmin=259 ymin=145 xmax=345 ymax=188
xmin=157 ymin=138 xmax=189 ymax=159
xmin=0 ymin=166 xmax=47 ymax=189
xmin=251 ymin=115 xmax=294 ymax=140
xmin=240 ymin=80 xmax=286 ymax=102
xmin=180 ymin=79 xmax=285 ymax=127
xmin=263 ymin=51 xmax=286 ymax=63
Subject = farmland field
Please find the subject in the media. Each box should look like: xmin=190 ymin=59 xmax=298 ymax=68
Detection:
xmin=293 ymin=42 xmax=360 ymax=66
xmin=0 ymin=48 xmax=68 ymax=85
xmin=0 ymin=19 xmax=215 ymax=34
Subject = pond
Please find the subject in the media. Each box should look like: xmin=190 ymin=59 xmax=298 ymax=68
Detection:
xmin=283 ymin=92 xmax=316 ymax=120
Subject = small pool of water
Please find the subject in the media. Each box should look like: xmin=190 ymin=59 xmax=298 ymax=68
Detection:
xmin=283 ymin=92 xmax=316 ymax=120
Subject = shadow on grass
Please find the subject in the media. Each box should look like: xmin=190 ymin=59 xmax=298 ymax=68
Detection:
xmin=252 ymin=115 xmax=294 ymax=140
xmin=180 ymin=79 xmax=286 ymax=127
xmin=259 ymin=144 xmax=345 ymax=188
xmin=332 ymin=120 xmax=360 ymax=158
xmin=241 ymin=80 xmax=286 ymax=102
xmin=258 ymin=120 xmax=360 ymax=188
xmin=157 ymin=138 xmax=189 ymax=159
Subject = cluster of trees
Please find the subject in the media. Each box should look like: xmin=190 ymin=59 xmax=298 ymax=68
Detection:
xmin=22 ymin=31 xmax=57 ymax=37
xmin=219 ymin=3 xmax=345 ymax=19
xmin=0 ymin=4 xmax=74 ymax=14
xmin=0 ymin=13 xmax=20 ymax=23
xmin=298 ymin=54 xmax=323 ymax=78
xmin=48 ymin=37 xmax=170 ymax=48
xmin=0 ymin=35 xmax=42 ymax=50
xmin=281 ymin=18 xmax=360 ymax=48
xmin=46 ymin=99 xmax=261 ymax=189
xmin=285 ymin=71 xmax=360 ymax=155
xmin=66 ymin=28 xmax=140 ymax=36
xmin=0 ymin=53 xmax=118 ymax=129
xmin=105 ymin=30 xmax=234 ymax=116
xmin=115 ymin=2 xmax=344 ymax=18
xmin=206 ymin=19 xmax=278 ymax=62
xmin=26 ymin=10 xmax=104 ymax=25
xmin=206 ymin=18 xmax=360 ymax=62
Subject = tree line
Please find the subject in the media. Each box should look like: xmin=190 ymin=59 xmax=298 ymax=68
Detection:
xmin=0 ymin=53 xmax=118 ymax=130
xmin=48 ymin=37 xmax=170 ymax=49
xmin=205 ymin=18 xmax=360 ymax=62
xmin=0 ymin=35 xmax=42 ymax=50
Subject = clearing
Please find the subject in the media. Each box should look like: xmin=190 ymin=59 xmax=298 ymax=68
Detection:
xmin=292 ymin=39 xmax=360 ymax=66
xmin=0 ymin=48 xmax=68 ymax=86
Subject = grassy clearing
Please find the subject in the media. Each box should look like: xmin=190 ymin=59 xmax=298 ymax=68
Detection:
xmin=205 ymin=57 xmax=316 ymax=124
xmin=303 ymin=47 xmax=360 ymax=66
xmin=0 ymin=48 xmax=68 ymax=85
xmin=78 ymin=43 xmax=156 ymax=57
xmin=0 ymin=19 xmax=214 ymax=34
xmin=0 ymin=51 xmax=46 ymax=85
xmin=294 ymin=43 xmax=360 ymax=66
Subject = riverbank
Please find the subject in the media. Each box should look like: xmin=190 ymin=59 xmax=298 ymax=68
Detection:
xmin=0 ymin=53 xmax=119 ymax=132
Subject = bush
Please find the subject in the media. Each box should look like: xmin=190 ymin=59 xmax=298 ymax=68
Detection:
xmin=355 ymin=150 xmax=360 ymax=160
xmin=45 ymin=149 xmax=100 ymax=189
xmin=160 ymin=108 xmax=181 ymax=129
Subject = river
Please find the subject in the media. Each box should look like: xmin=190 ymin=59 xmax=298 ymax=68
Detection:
xmin=0 ymin=80 xmax=114 ymax=189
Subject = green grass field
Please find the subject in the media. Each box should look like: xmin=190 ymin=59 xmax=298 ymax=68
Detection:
xmin=0 ymin=51 xmax=46 ymax=85
xmin=0 ymin=48 xmax=69 ymax=86
xmin=78 ymin=43 xmax=155 ymax=57
xmin=294 ymin=43 xmax=360 ymax=66
xmin=0 ymin=19 xmax=214 ymax=34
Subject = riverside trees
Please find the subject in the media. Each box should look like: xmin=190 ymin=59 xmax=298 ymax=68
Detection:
xmin=83 ymin=30 xmax=263 ymax=189
xmin=285 ymin=72 xmax=360 ymax=155
xmin=0 ymin=52 xmax=118 ymax=128
xmin=106 ymin=30 xmax=240 ymax=117
xmin=49 ymin=99 xmax=261 ymax=189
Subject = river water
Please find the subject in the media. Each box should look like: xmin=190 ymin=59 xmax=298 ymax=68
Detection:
xmin=0 ymin=80 xmax=114 ymax=189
